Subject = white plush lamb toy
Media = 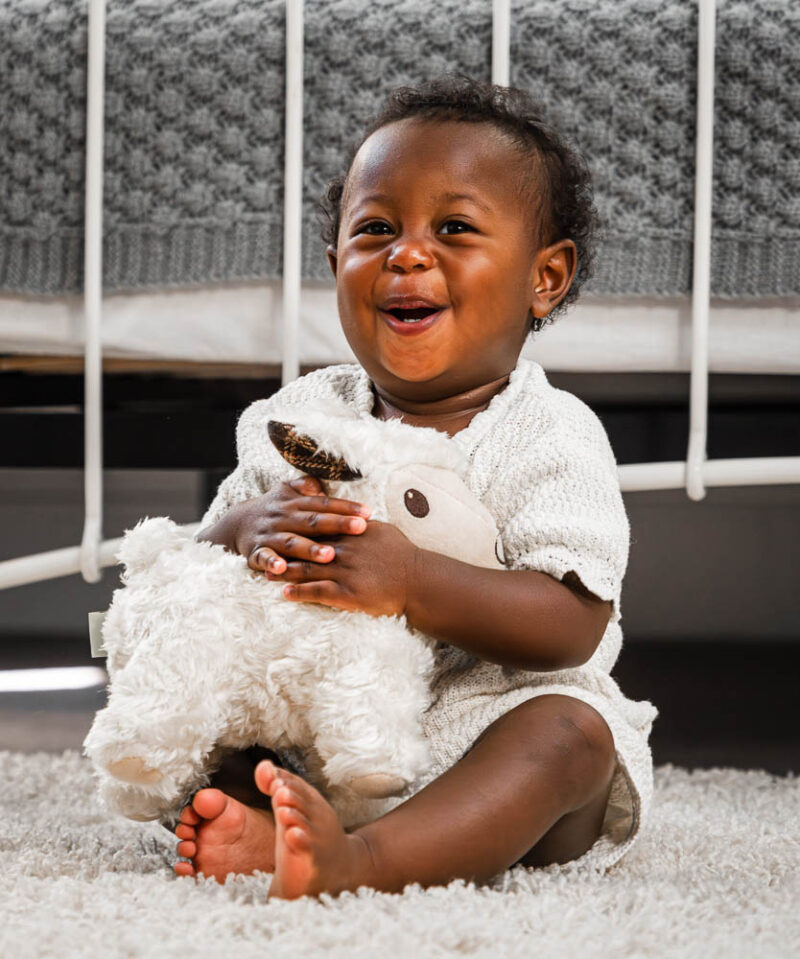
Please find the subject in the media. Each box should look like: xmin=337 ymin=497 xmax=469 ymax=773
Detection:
xmin=84 ymin=401 xmax=504 ymax=827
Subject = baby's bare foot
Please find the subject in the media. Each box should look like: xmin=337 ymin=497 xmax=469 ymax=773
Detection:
xmin=173 ymin=788 xmax=276 ymax=882
xmin=255 ymin=760 xmax=376 ymax=900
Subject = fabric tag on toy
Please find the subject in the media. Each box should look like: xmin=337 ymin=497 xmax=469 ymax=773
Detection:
xmin=88 ymin=611 xmax=108 ymax=658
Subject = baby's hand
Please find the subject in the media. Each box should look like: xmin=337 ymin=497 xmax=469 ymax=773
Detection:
xmin=198 ymin=476 xmax=371 ymax=574
xmin=267 ymin=519 xmax=417 ymax=618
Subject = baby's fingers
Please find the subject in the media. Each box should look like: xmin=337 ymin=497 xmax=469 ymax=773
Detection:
xmin=282 ymin=580 xmax=354 ymax=611
xmin=292 ymin=502 xmax=369 ymax=537
xmin=248 ymin=546 xmax=288 ymax=574
xmin=253 ymin=533 xmax=337 ymax=569
xmin=288 ymin=476 xmax=327 ymax=497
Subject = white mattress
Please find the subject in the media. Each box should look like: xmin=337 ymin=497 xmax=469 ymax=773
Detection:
xmin=1 ymin=283 xmax=798 ymax=374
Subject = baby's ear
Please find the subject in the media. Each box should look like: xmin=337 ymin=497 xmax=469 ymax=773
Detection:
xmin=267 ymin=420 xmax=361 ymax=481
xmin=530 ymin=240 xmax=577 ymax=319
xmin=326 ymin=245 xmax=338 ymax=278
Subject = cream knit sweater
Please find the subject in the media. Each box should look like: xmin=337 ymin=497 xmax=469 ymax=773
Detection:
xmin=203 ymin=358 xmax=657 ymax=871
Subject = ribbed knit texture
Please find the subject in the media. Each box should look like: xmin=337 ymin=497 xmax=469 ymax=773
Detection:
xmin=202 ymin=359 xmax=657 ymax=870
xmin=1 ymin=0 xmax=798 ymax=297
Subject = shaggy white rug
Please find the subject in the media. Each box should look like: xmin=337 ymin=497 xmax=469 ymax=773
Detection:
xmin=0 ymin=751 xmax=798 ymax=959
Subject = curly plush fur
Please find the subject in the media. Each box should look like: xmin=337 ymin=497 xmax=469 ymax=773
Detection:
xmin=84 ymin=402 xmax=503 ymax=827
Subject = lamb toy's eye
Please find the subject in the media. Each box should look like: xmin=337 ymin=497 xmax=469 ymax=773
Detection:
xmin=403 ymin=488 xmax=429 ymax=518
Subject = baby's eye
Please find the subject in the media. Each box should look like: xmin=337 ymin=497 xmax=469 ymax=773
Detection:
xmin=357 ymin=221 xmax=393 ymax=236
xmin=439 ymin=220 xmax=474 ymax=235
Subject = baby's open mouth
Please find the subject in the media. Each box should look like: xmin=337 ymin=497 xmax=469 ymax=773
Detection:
xmin=385 ymin=306 xmax=441 ymax=323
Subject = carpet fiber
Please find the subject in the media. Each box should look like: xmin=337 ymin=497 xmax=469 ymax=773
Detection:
xmin=1 ymin=751 xmax=798 ymax=958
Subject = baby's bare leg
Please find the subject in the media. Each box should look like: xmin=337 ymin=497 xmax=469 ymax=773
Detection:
xmin=261 ymin=694 xmax=616 ymax=898
xmin=355 ymin=694 xmax=616 ymax=888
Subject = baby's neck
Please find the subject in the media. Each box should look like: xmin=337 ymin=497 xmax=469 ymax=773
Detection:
xmin=371 ymin=374 xmax=510 ymax=437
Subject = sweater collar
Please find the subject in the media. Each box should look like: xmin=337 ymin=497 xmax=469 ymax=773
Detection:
xmin=350 ymin=358 xmax=546 ymax=450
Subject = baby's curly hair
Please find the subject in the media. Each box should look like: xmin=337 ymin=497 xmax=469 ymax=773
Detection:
xmin=319 ymin=75 xmax=598 ymax=327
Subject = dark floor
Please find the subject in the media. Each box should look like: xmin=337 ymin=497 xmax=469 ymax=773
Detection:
xmin=0 ymin=635 xmax=798 ymax=775
xmin=612 ymin=639 xmax=800 ymax=776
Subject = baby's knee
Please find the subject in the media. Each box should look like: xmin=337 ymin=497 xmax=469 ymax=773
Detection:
xmin=556 ymin=696 xmax=614 ymax=756
xmin=519 ymin=694 xmax=616 ymax=786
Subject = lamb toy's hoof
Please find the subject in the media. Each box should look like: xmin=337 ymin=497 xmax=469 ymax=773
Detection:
xmin=347 ymin=773 xmax=407 ymax=798
xmin=107 ymin=756 xmax=164 ymax=785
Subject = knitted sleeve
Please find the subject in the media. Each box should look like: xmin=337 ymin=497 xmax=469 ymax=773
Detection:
xmin=199 ymin=396 xmax=293 ymax=528
xmin=498 ymin=393 xmax=629 ymax=620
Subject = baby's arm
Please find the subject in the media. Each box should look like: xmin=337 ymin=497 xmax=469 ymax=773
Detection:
xmin=404 ymin=555 xmax=610 ymax=671
xmin=410 ymin=395 xmax=626 ymax=671
xmin=269 ymin=518 xmax=610 ymax=672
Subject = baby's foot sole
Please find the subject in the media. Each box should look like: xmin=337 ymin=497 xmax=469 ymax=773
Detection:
xmin=173 ymin=788 xmax=276 ymax=881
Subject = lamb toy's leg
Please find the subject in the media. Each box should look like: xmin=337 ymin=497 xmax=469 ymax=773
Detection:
xmin=84 ymin=520 xmax=264 ymax=820
xmin=106 ymin=755 xmax=163 ymax=784
xmin=301 ymin=616 xmax=434 ymax=799
xmin=84 ymin=646 xmax=238 ymax=820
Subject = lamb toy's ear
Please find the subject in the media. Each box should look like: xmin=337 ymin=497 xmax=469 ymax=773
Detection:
xmin=267 ymin=420 xmax=362 ymax=481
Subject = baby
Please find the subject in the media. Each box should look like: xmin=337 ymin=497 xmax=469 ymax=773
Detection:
xmin=172 ymin=75 xmax=656 ymax=898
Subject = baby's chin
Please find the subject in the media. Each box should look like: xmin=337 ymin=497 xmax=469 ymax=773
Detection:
xmin=371 ymin=363 xmax=455 ymax=400
xmin=374 ymin=347 xmax=454 ymax=389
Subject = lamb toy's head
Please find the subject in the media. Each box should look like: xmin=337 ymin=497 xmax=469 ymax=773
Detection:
xmin=265 ymin=402 xmax=504 ymax=569
xmin=85 ymin=401 xmax=503 ymax=825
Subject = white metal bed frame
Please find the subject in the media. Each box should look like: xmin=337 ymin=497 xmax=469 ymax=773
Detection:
xmin=0 ymin=0 xmax=798 ymax=593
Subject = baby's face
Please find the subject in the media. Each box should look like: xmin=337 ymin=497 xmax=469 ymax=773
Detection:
xmin=327 ymin=118 xmax=544 ymax=401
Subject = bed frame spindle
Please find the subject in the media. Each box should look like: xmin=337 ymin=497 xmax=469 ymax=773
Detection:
xmin=281 ymin=0 xmax=304 ymax=386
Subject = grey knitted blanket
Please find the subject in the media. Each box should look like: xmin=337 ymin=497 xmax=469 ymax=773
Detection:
xmin=1 ymin=0 xmax=798 ymax=298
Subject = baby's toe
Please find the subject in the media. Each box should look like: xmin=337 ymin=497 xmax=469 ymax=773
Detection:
xmin=273 ymin=784 xmax=306 ymax=812
xmin=191 ymin=788 xmax=228 ymax=820
xmin=179 ymin=805 xmax=200 ymax=826
xmin=254 ymin=759 xmax=280 ymax=796
xmin=284 ymin=825 xmax=312 ymax=853
xmin=275 ymin=803 xmax=311 ymax=831
xmin=257 ymin=763 xmax=316 ymax=805
xmin=174 ymin=861 xmax=196 ymax=878
xmin=177 ymin=840 xmax=197 ymax=858
xmin=175 ymin=824 xmax=196 ymax=841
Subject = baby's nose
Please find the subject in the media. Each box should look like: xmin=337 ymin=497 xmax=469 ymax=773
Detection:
xmin=386 ymin=238 xmax=435 ymax=272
